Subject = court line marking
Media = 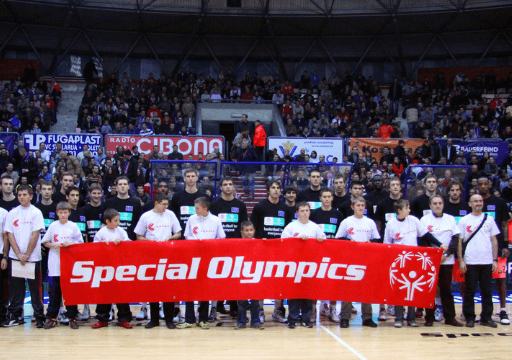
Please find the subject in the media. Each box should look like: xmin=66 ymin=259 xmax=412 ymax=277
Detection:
xmin=321 ymin=325 xmax=368 ymax=360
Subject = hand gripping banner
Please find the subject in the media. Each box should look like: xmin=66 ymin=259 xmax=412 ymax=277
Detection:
xmin=60 ymin=239 xmax=442 ymax=308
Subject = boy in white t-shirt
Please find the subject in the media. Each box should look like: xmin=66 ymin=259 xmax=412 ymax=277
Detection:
xmin=384 ymin=199 xmax=446 ymax=328
xmin=134 ymin=193 xmax=182 ymax=329
xmin=4 ymin=185 xmax=45 ymax=328
xmin=41 ymin=202 xmax=83 ymax=329
xmin=179 ymin=197 xmax=225 ymax=330
xmin=336 ymin=197 xmax=380 ymax=329
xmin=281 ymin=201 xmax=326 ymax=329
xmin=91 ymin=208 xmax=133 ymax=330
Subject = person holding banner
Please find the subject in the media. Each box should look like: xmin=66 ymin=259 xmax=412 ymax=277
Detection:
xmin=336 ymin=197 xmax=380 ymax=328
xmin=457 ymin=194 xmax=500 ymax=328
xmin=281 ymin=201 xmax=326 ymax=329
xmin=134 ymin=192 xmax=182 ymax=329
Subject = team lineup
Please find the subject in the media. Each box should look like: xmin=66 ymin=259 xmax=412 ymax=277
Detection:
xmin=0 ymin=168 xmax=509 ymax=331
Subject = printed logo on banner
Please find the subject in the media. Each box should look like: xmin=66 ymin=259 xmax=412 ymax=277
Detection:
xmin=23 ymin=133 xmax=102 ymax=157
xmin=389 ymin=251 xmax=437 ymax=301
xmin=280 ymin=141 xmax=298 ymax=157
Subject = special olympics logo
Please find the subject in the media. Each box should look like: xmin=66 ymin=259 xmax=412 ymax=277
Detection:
xmin=389 ymin=251 xmax=437 ymax=301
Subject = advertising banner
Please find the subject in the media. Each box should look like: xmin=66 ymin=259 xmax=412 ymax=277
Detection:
xmin=349 ymin=138 xmax=425 ymax=163
xmin=0 ymin=133 xmax=18 ymax=154
xmin=23 ymin=133 xmax=103 ymax=157
xmin=61 ymin=238 xmax=442 ymax=307
xmin=268 ymin=137 xmax=343 ymax=163
xmin=105 ymin=135 xmax=224 ymax=160
xmin=437 ymin=139 xmax=509 ymax=165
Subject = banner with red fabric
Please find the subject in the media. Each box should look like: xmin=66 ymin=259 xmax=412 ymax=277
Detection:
xmin=60 ymin=239 xmax=442 ymax=308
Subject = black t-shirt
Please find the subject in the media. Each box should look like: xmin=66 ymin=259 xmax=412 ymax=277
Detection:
xmin=364 ymin=191 xmax=389 ymax=208
xmin=170 ymin=189 xmax=210 ymax=231
xmin=82 ymin=203 xmax=105 ymax=242
xmin=69 ymin=207 xmax=88 ymax=243
xmin=310 ymin=207 xmax=344 ymax=239
xmin=340 ymin=199 xmax=375 ymax=220
xmin=34 ymin=201 xmax=57 ymax=237
xmin=410 ymin=193 xmax=432 ymax=219
xmin=375 ymin=196 xmax=401 ymax=234
xmin=0 ymin=197 xmax=20 ymax=212
xmin=442 ymin=199 xmax=471 ymax=223
xmin=502 ymin=187 xmax=512 ymax=203
xmin=483 ymin=194 xmax=510 ymax=246
xmin=296 ymin=188 xmax=322 ymax=209
xmin=332 ymin=193 xmax=350 ymax=212
xmin=52 ymin=191 xmax=67 ymax=205
xmin=210 ymin=197 xmax=248 ymax=238
xmin=250 ymin=198 xmax=294 ymax=239
xmin=104 ymin=196 xmax=142 ymax=240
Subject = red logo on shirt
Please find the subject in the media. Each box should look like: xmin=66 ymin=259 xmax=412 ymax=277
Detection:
xmin=193 ymin=227 xmax=198 ymax=235
xmin=148 ymin=223 xmax=154 ymax=231
xmin=348 ymin=228 xmax=355 ymax=235
xmin=53 ymin=234 xmax=58 ymax=242
xmin=427 ymin=225 xmax=434 ymax=232
xmin=293 ymin=232 xmax=299 ymax=237
xmin=395 ymin=233 xmax=403 ymax=240
xmin=466 ymin=226 xmax=473 ymax=233
xmin=13 ymin=219 xmax=19 ymax=227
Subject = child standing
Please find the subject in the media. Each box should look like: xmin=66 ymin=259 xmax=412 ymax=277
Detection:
xmin=90 ymin=208 xmax=133 ymax=329
xmin=42 ymin=202 xmax=83 ymax=329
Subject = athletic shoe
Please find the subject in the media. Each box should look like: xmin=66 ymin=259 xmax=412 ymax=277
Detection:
xmin=57 ymin=308 xmax=69 ymax=325
xmin=407 ymin=320 xmax=419 ymax=327
xmin=499 ymin=311 xmax=510 ymax=325
xmin=480 ymin=319 xmax=498 ymax=328
xmin=287 ymin=322 xmax=296 ymax=329
xmin=340 ymin=319 xmax=349 ymax=328
xmin=208 ymin=307 xmax=217 ymax=322
xmin=302 ymin=320 xmax=313 ymax=328
xmin=272 ymin=309 xmax=288 ymax=323
xmin=173 ymin=306 xmax=181 ymax=323
xmin=36 ymin=318 xmax=45 ymax=328
xmin=166 ymin=321 xmax=176 ymax=329
xmin=320 ymin=303 xmax=330 ymax=317
xmin=91 ymin=321 xmax=108 ymax=329
xmin=69 ymin=319 xmax=79 ymax=330
xmin=387 ymin=305 xmax=395 ymax=316
xmin=378 ymin=309 xmax=387 ymax=321
xmin=259 ymin=308 xmax=265 ymax=324
xmin=118 ymin=321 xmax=133 ymax=329
xmin=394 ymin=320 xmax=403 ymax=328
xmin=199 ymin=321 xmax=210 ymax=329
xmin=145 ymin=321 xmax=159 ymax=329
xmin=159 ymin=304 xmax=165 ymax=319
xmin=109 ymin=309 xmax=115 ymax=321
xmin=362 ymin=319 xmax=378 ymax=328
xmin=329 ymin=309 xmax=340 ymax=323
xmin=351 ymin=305 xmax=357 ymax=314
xmin=434 ymin=305 xmax=444 ymax=322
xmin=76 ymin=305 xmax=90 ymax=321
xmin=176 ymin=322 xmax=195 ymax=329
xmin=43 ymin=319 xmax=58 ymax=329
xmin=250 ymin=324 xmax=265 ymax=330
xmin=415 ymin=308 xmax=423 ymax=319
xmin=234 ymin=323 xmax=246 ymax=330
xmin=135 ymin=306 xmax=148 ymax=321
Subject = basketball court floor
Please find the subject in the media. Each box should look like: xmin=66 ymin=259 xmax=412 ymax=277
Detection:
xmin=1 ymin=294 xmax=510 ymax=360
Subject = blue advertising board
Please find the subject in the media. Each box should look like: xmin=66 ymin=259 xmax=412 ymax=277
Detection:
xmin=438 ymin=139 xmax=509 ymax=165
xmin=0 ymin=133 xmax=19 ymax=154
xmin=23 ymin=133 xmax=103 ymax=157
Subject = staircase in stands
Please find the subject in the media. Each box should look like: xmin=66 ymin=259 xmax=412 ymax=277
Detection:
xmin=229 ymin=171 xmax=268 ymax=217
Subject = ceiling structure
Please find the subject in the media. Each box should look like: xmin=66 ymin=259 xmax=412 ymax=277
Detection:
xmin=0 ymin=0 xmax=511 ymax=79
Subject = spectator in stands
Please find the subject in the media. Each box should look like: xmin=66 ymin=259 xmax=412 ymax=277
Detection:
xmin=238 ymin=141 xmax=258 ymax=200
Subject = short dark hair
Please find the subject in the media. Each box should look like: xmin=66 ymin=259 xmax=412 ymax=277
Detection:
xmin=320 ymin=188 xmax=334 ymax=197
xmin=194 ymin=196 xmax=210 ymax=210
xmin=284 ymin=186 xmax=298 ymax=195
xmin=350 ymin=180 xmax=363 ymax=188
xmin=394 ymin=199 xmax=409 ymax=214
xmin=41 ymin=180 xmax=53 ymax=189
xmin=66 ymin=186 xmax=80 ymax=196
xmin=89 ymin=183 xmax=102 ymax=192
xmin=154 ymin=192 xmax=169 ymax=204
xmin=116 ymin=176 xmax=129 ymax=185
xmin=295 ymin=201 xmax=310 ymax=212
xmin=56 ymin=201 xmax=72 ymax=212
xmin=104 ymin=208 xmax=120 ymax=222
xmin=220 ymin=177 xmax=234 ymax=187
xmin=266 ymin=180 xmax=281 ymax=192
xmin=446 ymin=180 xmax=463 ymax=193
xmin=241 ymin=221 xmax=254 ymax=231
xmin=17 ymin=185 xmax=33 ymax=195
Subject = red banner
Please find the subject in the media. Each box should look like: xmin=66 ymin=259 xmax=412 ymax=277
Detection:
xmin=105 ymin=135 xmax=224 ymax=160
xmin=349 ymin=138 xmax=425 ymax=163
xmin=61 ymin=239 xmax=442 ymax=308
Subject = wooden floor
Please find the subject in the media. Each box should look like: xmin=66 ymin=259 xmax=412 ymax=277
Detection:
xmin=1 ymin=303 xmax=511 ymax=360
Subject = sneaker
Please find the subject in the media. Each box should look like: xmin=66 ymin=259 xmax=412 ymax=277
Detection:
xmin=159 ymin=304 xmax=165 ymax=320
xmin=407 ymin=320 xmax=419 ymax=327
xmin=340 ymin=319 xmax=349 ymax=328
xmin=57 ymin=308 xmax=69 ymax=325
xmin=118 ymin=321 xmax=133 ymax=329
xmin=362 ymin=319 xmax=378 ymax=328
xmin=36 ymin=318 xmax=45 ymax=328
xmin=378 ymin=309 xmax=387 ymax=321
xmin=434 ymin=305 xmax=444 ymax=322
xmin=109 ymin=309 xmax=115 ymax=321
xmin=302 ymin=321 xmax=313 ymax=328
xmin=176 ymin=322 xmax=195 ymax=329
xmin=173 ymin=306 xmax=181 ymax=323
xmin=259 ymin=308 xmax=265 ymax=324
xmin=44 ymin=319 xmax=58 ymax=329
xmin=480 ymin=319 xmax=498 ymax=328
xmin=272 ymin=309 xmax=288 ymax=323
xmin=199 ymin=321 xmax=210 ymax=329
xmin=76 ymin=304 xmax=90 ymax=321
xmin=394 ymin=320 xmax=403 ymax=328
xmin=69 ymin=319 xmax=79 ymax=330
xmin=287 ymin=322 xmax=296 ymax=329
xmin=329 ymin=310 xmax=340 ymax=323
xmin=91 ymin=321 xmax=108 ymax=329
xmin=415 ymin=308 xmax=423 ymax=319
xmin=387 ymin=305 xmax=395 ymax=316
xmin=208 ymin=307 xmax=217 ymax=322
xmin=499 ymin=311 xmax=510 ymax=325
xmin=145 ymin=321 xmax=159 ymax=329
xmin=320 ymin=303 xmax=330 ymax=317
xmin=250 ymin=324 xmax=265 ymax=330
xmin=135 ymin=306 xmax=148 ymax=321
xmin=234 ymin=323 xmax=246 ymax=330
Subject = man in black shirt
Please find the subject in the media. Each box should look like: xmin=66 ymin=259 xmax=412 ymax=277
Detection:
xmin=375 ymin=178 xmax=402 ymax=237
xmin=410 ymin=175 xmax=438 ymax=219
xmin=364 ymin=175 xmax=388 ymax=212
xmin=340 ymin=180 xmax=375 ymax=220
xmin=142 ymin=181 xmax=172 ymax=213
xmin=52 ymin=172 xmax=74 ymax=204
xmin=310 ymin=189 xmax=344 ymax=239
xmin=443 ymin=180 xmax=471 ymax=222
xmin=35 ymin=180 xmax=56 ymax=288
xmin=0 ymin=176 xmax=19 ymax=211
xmin=83 ymin=183 xmax=105 ymax=242
xmin=332 ymin=174 xmax=350 ymax=211
xmin=296 ymin=169 xmax=323 ymax=210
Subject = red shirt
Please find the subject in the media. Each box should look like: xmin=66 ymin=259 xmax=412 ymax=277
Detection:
xmin=376 ymin=124 xmax=394 ymax=139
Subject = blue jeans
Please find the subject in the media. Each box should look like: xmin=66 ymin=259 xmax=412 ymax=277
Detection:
xmin=390 ymin=100 xmax=400 ymax=116
xmin=237 ymin=300 xmax=261 ymax=326
xmin=241 ymin=172 xmax=255 ymax=197
xmin=288 ymin=299 xmax=312 ymax=323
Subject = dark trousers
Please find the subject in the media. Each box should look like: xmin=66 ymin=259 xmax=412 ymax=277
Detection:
xmin=463 ymin=264 xmax=493 ymax=322
xmin=149 ymin=302 xmax=175 ymax=322
xmin=395 ymin=306 xmax=415 ymax=322
xmin=96 ymin=303 xmax=132 ymax=323
xmin=425 ymin=264 xmax=456 ymax=322
xmin=237 ymin=300 xmax=260 ymax=326
xmin=184 ymin=301 xmax=209 ymax=324
xmin=8 ymin=259 xmax=44 ymax=320
xmin=0 ymin=267 xmax=6 ymax=320
xmin=47 ymin=276 xmax=78 ymax=320
xmin=288 ymin=299 xmax=312 ymax=323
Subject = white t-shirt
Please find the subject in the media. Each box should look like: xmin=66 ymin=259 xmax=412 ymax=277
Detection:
xmin=0 ymin=208 xmax=8 ymax=254
xmin=5 ymin=205 xmax=45 ymax=262
xmin=93 ymin=226 xmax=131 ymax=243
xmin=458 ymin=213 xmax=500 ymax=265
xmin=134 ymin=209 xmax=182 ymax=241
xmin=281 ymin=220 xmax=326 ymax=239
xmin=336 ymin=216 xmax=380 ymax=243
xmin=41 ymin=221 xmax=83 ymax=276
xmin=420 ymin=213 xmax=460 ymax=265
xmin=184 ymin=213 xmax=226 ymax=240
xmin=384 ymin=215 xmax=427 ymax=247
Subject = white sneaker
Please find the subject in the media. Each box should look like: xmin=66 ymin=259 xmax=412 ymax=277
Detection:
xmin=136 ymin=305 xmax=148 ymax=321
xmin=259 ymin=308 xmax=265 ymax=324
xmin=159 ymin=303 xmax=165 ymax=319
xmin=329 ymin=308 xmax=340 ymax=323
xmin=387 ymin=305 xmax=395 ymax=316
xmin=434 ymin=305 xmax=444 ymax=322
xmin=320 ymin=303 xmax=330 ymax=317
xmin=378 ymin=309 xmax=387 ymax=321
xmin=76 ymin=305 xmax=90 ymax=321
xmin=58 ymin=308 xmax=69 ymax=324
